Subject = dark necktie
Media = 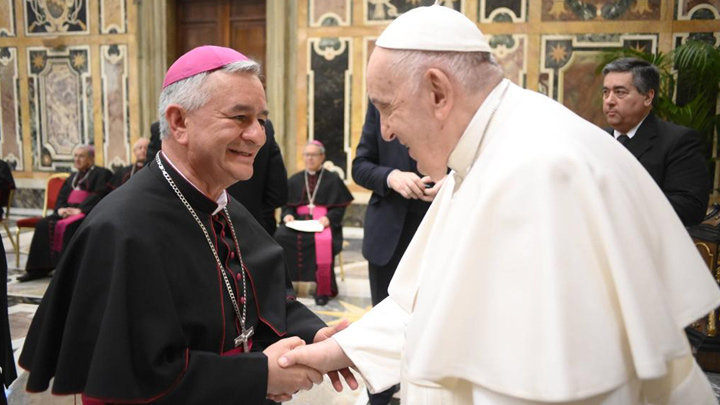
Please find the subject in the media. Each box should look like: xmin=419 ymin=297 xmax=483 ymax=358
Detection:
xmin=617 ymin=134 xmax=630 ymax=147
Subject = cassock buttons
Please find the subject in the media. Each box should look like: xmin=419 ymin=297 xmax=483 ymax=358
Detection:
xmin=230 ymin=251 xmax=235 ymax=259
xmin=236 ymin=272 xmax=242 ymax=281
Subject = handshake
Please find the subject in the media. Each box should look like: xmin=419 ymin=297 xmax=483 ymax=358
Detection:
xmin=263 ymin=319 xmax=358 ymax=402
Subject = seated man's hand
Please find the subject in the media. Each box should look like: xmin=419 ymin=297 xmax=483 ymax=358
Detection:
xmin=318 ymin=216 xmax=330 ymax=228
xmin=264 ymin=337 xmax=323 ymax=399
xmin=283 ymin=215 xmax=295 ymax=223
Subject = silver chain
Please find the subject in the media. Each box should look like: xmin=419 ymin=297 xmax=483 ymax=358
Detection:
xmin=303 ymin=167 xmax=324 ymax=209
xmin=155 ymin=154 xmax=248 ymax=335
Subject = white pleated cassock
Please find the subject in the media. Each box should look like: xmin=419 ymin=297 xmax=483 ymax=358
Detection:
xmin=334 ymin=80 xmax=720 ymax=404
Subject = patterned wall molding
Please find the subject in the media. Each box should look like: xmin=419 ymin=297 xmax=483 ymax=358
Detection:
xmin=0 ymin=0 xmax=17 ymax=37
xmin=489 ymin=34 xmax=527 ymax=86
xmin=309 ymin=0 xmax=351 ymax=27
xmin=364 ymin=0 xmax=464 ymax=25
xmin=100 ymin=44 xmax=129 ymax=172
xmin=541 ymin=0 xmax=660 ymax=21
xmin=307 ymin=37 xmax=352 ymax=178
xmin=480 ymin=0 xmax=527 ymax=23
xmin=676 ymin=0 xmax=720 ymax=20
xmin=24 ymin=0 xmax=89 ymax=36
xmin=0 ymin=46 xmax=22 ymax=170
xmin=539 ymin=33 xmax=658 ymax=127
xmin=27 ymin=45 xmax=92 ymax=171
xmin=100 ymin=0 xmax=127 ymax=34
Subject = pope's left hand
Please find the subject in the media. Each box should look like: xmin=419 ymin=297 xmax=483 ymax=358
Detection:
xmin=313 ymin=319 xmax=358 ymax=392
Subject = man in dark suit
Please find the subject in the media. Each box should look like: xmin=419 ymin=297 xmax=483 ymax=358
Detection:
xmin=352 ymin=102 xmax=441 ymax=405
xmin=227 ymin=119 xmax=288 ymax=235
xmin=602 ymin=57 xmax=710 ymax=226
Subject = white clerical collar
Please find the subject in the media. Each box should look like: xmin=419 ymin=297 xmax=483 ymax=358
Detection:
xmin=160 ymin=151 xmax=228 ymax=215
xmin=613 ymin=112 xmax=649 ymax=140
xmin=448 ymin=79 xmax=510 ymax=180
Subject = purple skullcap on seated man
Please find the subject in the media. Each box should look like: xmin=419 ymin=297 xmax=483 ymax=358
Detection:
xmin=19 ymin=45 xmax=357 ymax=404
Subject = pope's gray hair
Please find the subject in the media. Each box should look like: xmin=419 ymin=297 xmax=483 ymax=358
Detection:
xmin=158 ymin=60 xmax=262 ymax=139
xmin=384 ymin=50 xmax=502 ymax=95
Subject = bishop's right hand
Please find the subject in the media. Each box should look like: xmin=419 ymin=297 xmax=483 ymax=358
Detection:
xmin=264 ymin=337 xmax=323 ymax=399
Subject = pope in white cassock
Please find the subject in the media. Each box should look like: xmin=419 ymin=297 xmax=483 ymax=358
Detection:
xmin=279 ymin=4 xmax=720 ymax=404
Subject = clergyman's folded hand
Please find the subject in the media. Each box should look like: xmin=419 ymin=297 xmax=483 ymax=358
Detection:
xmin=264 ymin=337 xmax=323 ymax=400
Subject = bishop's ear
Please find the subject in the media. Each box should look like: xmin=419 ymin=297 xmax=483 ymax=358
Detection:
xmin=165 ymin=104 xmax=190 ymax=144
xmin=424 ymin=68 xmax=453 ymax=120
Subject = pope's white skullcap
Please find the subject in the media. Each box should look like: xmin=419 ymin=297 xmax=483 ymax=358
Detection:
xmin=376 ymin=5 xmax=491 ymax=53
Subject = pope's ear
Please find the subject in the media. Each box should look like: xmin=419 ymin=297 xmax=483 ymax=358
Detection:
xmin=424 ymin=68 xmax=453 ymax=120
xmin=165 ymin=104 xmax=190 ymax=144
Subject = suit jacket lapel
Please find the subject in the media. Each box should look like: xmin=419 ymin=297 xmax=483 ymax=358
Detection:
xmin=626 ymin=112 xmax=657 ymax=159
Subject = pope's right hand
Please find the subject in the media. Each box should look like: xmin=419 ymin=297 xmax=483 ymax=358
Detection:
xmin=264 ymin=337 xmax=323 ymax=398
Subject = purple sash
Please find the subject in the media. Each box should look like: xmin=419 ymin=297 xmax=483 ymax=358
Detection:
xmin=51 ymin=189 xmax=90 ymax=253
xmin=296 ymin=205 xmax=333 ymax=296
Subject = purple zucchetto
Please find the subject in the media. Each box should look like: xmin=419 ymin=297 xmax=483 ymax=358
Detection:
xmin=162 ymin=45 xmax=250 ymax=89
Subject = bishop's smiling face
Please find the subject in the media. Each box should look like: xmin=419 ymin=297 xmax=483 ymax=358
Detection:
xmin=184 ymin=71 xmax=267 ymax=188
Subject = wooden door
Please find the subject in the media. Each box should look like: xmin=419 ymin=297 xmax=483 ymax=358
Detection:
xmin=174 ymin=0 xmax=266 ymax=76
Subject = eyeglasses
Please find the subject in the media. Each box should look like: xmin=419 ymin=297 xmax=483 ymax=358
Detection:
xmin=303 ymin=153 xmax=323 ymax=158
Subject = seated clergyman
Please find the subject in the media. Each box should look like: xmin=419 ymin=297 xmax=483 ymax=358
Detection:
xmin=274 ymin=141 xmax=353 ymax=306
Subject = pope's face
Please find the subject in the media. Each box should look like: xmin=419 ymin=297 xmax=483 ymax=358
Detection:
xmin=602 ymin=71 xmax=653 ymax=134
xmin=366 ymin=48 xmax=448 ymax=181
xmin=184 ymin=71 xmax=267 ymax=187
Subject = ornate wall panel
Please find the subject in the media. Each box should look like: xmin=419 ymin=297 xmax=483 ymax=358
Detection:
xmin=101 ymin=44 xmax=129 ymax=172
xmin=309 ymin=0 xmax=351 ymax=27
xmin=364 ymin=0 xmax=463 ymax=24
xmin=676 ymin=0 xmax=720 ymax=20
xmin=27 ymin=46 xmax=92 ymax=171
xmin=480 ymin=0 xmax=527 ymax=23
xmin=542 ymin=0 xmax=660 ymax=21
xmin=0 ymin=46 xmax=22 ymax=169
xmin=100 ymin=0 xmax=127 ymax=34
xmin=489 ymin=34 xmax=527 ymax=86
xmin=307 ymin=37 xmax=352 ymax=178
xmin=24 ymin=0 xmax=89 ymax=36
xmin=539 ymin=34 xmax=657 ymax=127
xmin=0 ymin=0 xmax=16 ymax=36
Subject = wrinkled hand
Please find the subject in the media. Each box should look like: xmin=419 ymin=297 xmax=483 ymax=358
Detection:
xmin=278 ymin=338 xmax=356 ymax=393
xmin=318 ymin=216 xmax=330 ymax=228
xmin=388 ymin=170 xmax=425 ymax=200
xmin=420 ymin=175 xmax=446 ymax=202
xmin=283 ymin=215 xmax=295 ymax=224
xmin=58 ymin=207 xmax=82 ymax=218
xmin=264 ymin=337 xmax=323 ymax=399
xmin=313 ymin=319 xmax=358 ymax=392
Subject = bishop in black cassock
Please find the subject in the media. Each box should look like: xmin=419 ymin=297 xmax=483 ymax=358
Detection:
xmin=19 ymin=46 xmax=350 ymax=404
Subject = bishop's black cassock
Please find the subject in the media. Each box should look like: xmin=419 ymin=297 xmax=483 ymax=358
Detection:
xmin=23 ymin=166 xmax=113 ymax=278
xmin=19 ymin=154 xmax=325 ymax=403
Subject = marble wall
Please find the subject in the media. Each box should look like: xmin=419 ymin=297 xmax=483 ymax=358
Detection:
xmin=0 ymin=0 xmax=138 ymax=207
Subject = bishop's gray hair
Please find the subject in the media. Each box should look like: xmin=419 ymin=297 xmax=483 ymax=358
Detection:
xmin=157 ymin=59 xmax=262 ymax=139
xmin=384 ymin=50 xmax=502 ymax=95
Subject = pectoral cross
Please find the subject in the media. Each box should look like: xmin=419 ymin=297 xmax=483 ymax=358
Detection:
xmin=234 ymin=326 xmax=254 ymax=352
xmin=308 ymin=203 xmax=315 ymax=216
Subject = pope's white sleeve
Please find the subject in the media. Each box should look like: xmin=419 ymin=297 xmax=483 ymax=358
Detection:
xmin=332 ymin=297 xmax=408 ymax=393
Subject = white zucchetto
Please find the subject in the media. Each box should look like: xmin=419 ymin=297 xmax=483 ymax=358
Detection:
xmin=375 ymin=5 xmax=491 ymax=53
